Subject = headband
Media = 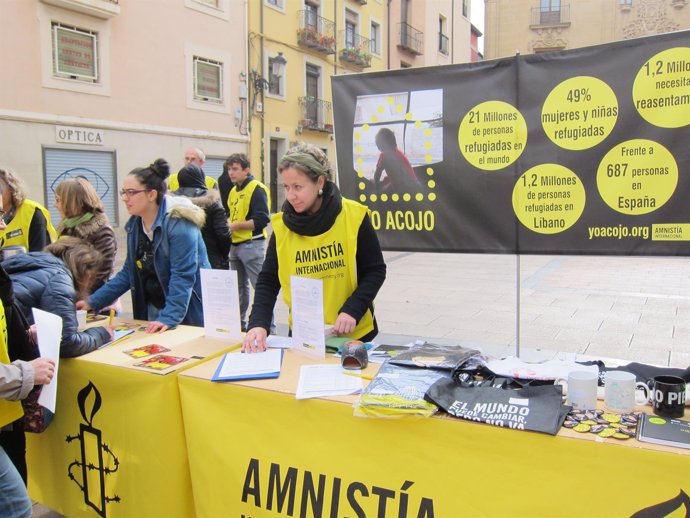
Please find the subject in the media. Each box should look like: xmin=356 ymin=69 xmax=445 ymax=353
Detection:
xmin=282 ymin=152 xmax=327 ymax=176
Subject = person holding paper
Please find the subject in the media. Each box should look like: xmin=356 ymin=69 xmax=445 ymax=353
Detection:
xmin=243 ymin=143 xmax=386 ymax=352
xmin=0 ymin=262 xmax=55 ymax=505
xmin=79 ymin=159 xmax=210 ymax=333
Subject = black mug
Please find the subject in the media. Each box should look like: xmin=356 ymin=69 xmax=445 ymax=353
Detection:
xmin=647 ymin=375 xmax=686 ymax=418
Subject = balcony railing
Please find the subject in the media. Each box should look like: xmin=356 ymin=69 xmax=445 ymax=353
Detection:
xmin=338 ymin=30 xmax=372 ymax=67
xmin=439 ymin=32 xmax=449 ymax=55
xmin=297 ymin=11 xmax=336 ymax=54
xmin=298 ymin=97 xmax=334 ymax=133
xmin=530 ymin=5 xmax=571 ymax=26
xmin=398 ymin=22 xmax=423 ymax=55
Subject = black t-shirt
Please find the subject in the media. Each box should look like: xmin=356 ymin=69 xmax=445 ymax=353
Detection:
xmin=136 ymin=231 xmax=165 ymax=309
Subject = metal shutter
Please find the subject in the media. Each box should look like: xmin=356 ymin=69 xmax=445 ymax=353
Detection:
xmin=43 ymin=147 xmax=118 ymax=227
xmin=204 ymin=156 xmax=226 ymax=183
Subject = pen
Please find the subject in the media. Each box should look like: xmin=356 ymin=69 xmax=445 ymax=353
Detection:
xmin=342 ymin=371 xmax=374 ymax=381
xmin=108 ymin=309 xmax=115 ymax=327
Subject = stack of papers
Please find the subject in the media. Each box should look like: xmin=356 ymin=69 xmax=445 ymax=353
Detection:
xmin=295 ymin=364 xmax=363 ymax=399
xmin=212 ymin=349 xmax=283 ymax=382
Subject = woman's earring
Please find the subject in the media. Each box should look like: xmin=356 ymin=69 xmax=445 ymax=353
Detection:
xmin=318 ymin=188 xmax=323 ymax=196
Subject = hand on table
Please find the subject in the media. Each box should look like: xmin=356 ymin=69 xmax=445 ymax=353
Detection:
xmin=146 ymin=321 xmax=169 ymax=333
xmin=333 ymin=312 xmax=356 ymax=336
xmin=76 ymin=300 xmax=91 ymax=311
xmin=242 ymin=327 xmax=268 ymax=353
xmin=31 ymin=358 xmax=56 ymax=385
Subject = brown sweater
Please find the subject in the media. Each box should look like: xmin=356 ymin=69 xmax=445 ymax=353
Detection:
xmin=57 ymin=212 xmax=117 ymax=291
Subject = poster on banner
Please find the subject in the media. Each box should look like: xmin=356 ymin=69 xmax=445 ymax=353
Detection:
xmin=332 ymin=30 xmax=690 ymax=256
xmin=200 ymin=268 xmax=242 ymax=341
xmin=290 ymin=275 xmax=326 ymax=359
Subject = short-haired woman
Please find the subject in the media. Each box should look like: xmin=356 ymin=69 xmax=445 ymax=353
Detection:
xmin=0 ymin=168 xmax=57 ymax=252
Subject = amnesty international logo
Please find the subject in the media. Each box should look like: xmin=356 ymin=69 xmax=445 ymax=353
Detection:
xmin=66 ymin=381 xmax=121 ymax=517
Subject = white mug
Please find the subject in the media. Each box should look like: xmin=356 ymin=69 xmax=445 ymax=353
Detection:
xmin=555 ymin=371 xmax=599 ymax=410
xmin=76 ymin=309 xmax=88 ymax=331
xmin=604 ymin=371 xmax=649 ymax=413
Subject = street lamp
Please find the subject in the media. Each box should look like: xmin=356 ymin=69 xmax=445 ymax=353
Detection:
xmin=271 ymin=52 xmax=287 ymax=79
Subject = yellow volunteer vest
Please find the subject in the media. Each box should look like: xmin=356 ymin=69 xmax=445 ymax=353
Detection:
xmin=272 ymin=199 xmax=374 ymax=339
xmin=0 ymin=303 xmax=24 ymax=427
xmin=1 ymin=199 xmax=57 ymax=250
xmin=229 ymin=179 xmax=270 ymax=244
xmin=168 ymin=173 xmax=217 ymax=192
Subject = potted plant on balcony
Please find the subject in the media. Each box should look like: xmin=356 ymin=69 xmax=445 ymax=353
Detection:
xmin=297 ymin=27 xmax=319 ymax=47
xmin=340 ymin=47 xmax=370 ymax=66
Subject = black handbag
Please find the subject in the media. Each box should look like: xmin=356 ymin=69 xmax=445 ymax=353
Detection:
xmin=425 ymin=377 xmax=571 ymax=435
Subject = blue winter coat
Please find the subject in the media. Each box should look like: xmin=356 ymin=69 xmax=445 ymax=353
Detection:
xmin=88 ymin=196 xmax=210 ymax=327
xmin=2 ymin=252 xmax=111 ymax=357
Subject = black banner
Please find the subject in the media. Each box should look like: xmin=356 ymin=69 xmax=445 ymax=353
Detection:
xmin=332 ymin=30 xmax=690 ymax=255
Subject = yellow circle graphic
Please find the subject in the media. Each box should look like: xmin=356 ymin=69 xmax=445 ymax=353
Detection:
xmin=597 ymin=139 xmax=678 ymax=215
xmin=633 ymin=47 xmax=690 ymax=128
xmin=458 ymin=100 xmax=527 ymax=171
xmin=541 ymin=76 xmax=618 ymax=151
xmin=513 ymin=164 xmax=586 ymax=234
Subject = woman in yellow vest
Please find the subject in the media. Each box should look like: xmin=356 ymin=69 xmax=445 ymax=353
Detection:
xmin=0 ymin=168 xmax=57 ymax=252
xmin=243 ymin=143 xmax=387 ymax=352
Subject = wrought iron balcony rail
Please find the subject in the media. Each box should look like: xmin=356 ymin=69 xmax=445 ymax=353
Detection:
xmin=338 ymin=30 xmax=372 ymax=67
xmin=439 ymin=32 xmax=449 ymax=55
xmin=298 ymin=97 xmax=334 ymax=133
xmin=398 ymin=22 xmax=423 ymax=55
xmin=297 ymin=11 xmax=336 ymax=54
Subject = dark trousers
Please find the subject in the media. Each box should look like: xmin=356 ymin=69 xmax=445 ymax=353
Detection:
xmin=0 ymin=426 xmax=27 ymax=485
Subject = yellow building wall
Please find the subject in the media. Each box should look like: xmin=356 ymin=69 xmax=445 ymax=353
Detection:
xmin=247 ymin=0 xmax=386 ymax=205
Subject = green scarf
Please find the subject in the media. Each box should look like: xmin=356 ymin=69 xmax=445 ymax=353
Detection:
xmin=61 ymin=212 xmax=94 ymax=229
xmin=281 ymin=152 xmax=327 ymax=176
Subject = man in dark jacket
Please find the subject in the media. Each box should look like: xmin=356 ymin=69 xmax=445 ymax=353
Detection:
xmin=2 ymin=248 xmax=111 ymax=357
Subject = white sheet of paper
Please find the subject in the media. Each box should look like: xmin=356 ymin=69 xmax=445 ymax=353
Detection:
xmin=266 ymin=335 xmax=293 ymax=349
xmin=290 ymin=276 xmax=326 ymax=360
xmin=200 ymin=268 xmax=242 ymax=341
xmin=216 ymin=349 xmax=282 ymax=379
xmin=295 ymin=364 xmax=363 ymax=400
xmin=31 ymin=308 xmax=62 ymax=412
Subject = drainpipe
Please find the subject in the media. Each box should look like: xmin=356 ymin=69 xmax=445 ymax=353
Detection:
xmin=451 ymin=0 xmax=455 ymax=63
xmin=387 ymin=0 xmax=392 ymax=69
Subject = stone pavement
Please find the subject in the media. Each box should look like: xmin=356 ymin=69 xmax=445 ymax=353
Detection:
xmin=31 ymin=235 xmax=690 ymax=516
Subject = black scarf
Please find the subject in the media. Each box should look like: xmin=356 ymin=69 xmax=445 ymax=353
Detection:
xmin=281 ymin=181 xmax=342 ymax=236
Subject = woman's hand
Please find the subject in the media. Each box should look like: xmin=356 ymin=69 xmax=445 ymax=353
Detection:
xmin=242 ymin=327 xmax=268 ymax=353
xmin=31 ymin=358 xmax=56 ymax=385
xmin=146 ymin=321 xmax=169 ymax=333
xmin=76 ymin=300 xmax=91 ymax=311
xmin=333 ymin=312 xmax=356 ymax=336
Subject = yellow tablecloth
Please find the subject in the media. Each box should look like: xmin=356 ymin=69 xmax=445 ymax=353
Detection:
xmin=178 ymin=350 xmax=690 ymax=518
xmin=26 ymin=321 xmax=237 ymax=518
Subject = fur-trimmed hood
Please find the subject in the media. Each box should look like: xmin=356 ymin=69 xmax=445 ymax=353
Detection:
xmin=57 ymin=211 xmax=111 ymax=238
xmin=164 ymin=194 xmax=206 ymax=228
xmin=173 ymin=187 xmax=221 ymax=210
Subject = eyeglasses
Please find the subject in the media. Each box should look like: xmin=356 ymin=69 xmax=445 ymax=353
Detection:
xmin=119 ymin=189 xmax=151 ymax=198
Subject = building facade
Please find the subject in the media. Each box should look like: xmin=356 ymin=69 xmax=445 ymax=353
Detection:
xmin=484 ymin=0 xmax=690 ymax=59
xmin=246 ymin=0 xmax=388 ymax=210
xmin=387 ymin=0 xmax=477 ymax=69
xmin=0 ymin=0 xmax=248 ymax=226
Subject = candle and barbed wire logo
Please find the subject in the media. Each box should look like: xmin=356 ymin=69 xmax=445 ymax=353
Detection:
xmin=66 ymin=381 xmax=121 ymax=517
